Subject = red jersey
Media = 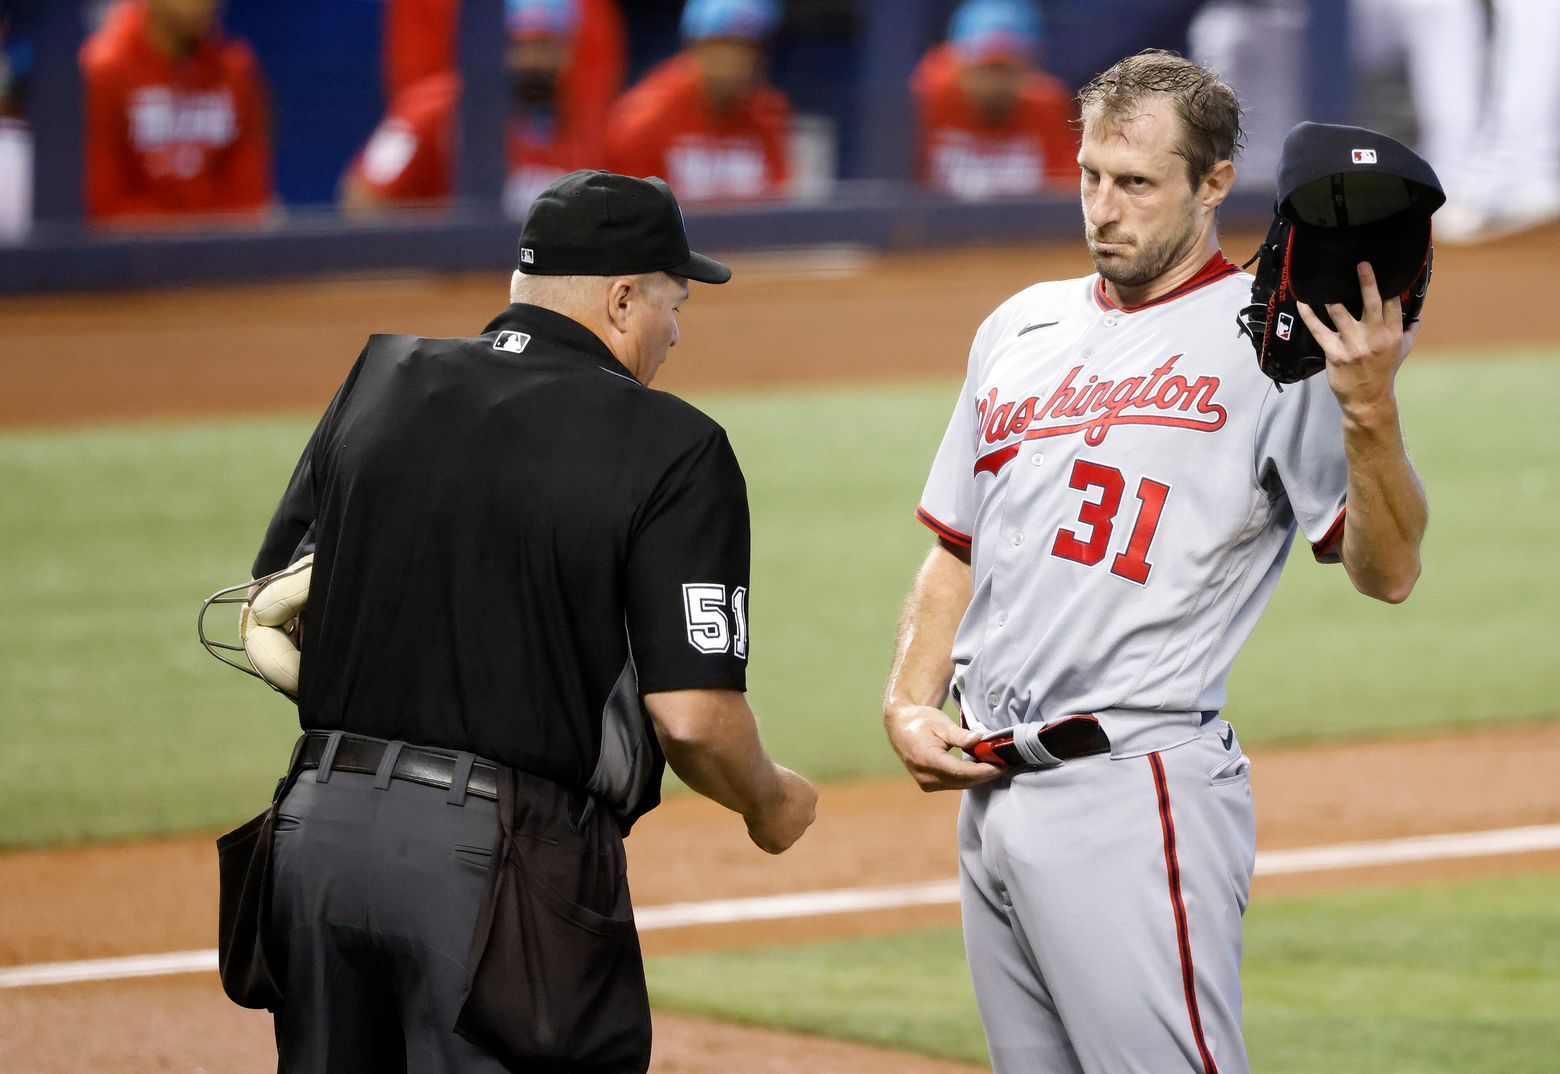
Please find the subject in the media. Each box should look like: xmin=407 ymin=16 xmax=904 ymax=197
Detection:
xmin=80 ymin=0 xmax=271 ymax=222
xmin=504 ymin=102 xmax=606 ymax=217
xmin=566 ymin=0 xmax=628 ymax=138
xmin=912 ymin=43 xmax=1076 ymax=200
xmin=382 ymin=0 xmax=458 ymax=100
xmin=606 ymin=54 xmax=789 ymax=204
xmin=381 ymin=0 xmax=624 ymax=124
xmin=344 ymin=72 xmax=603 ymax=215
xmin=346 ymin=72 xmax=461 ymax=205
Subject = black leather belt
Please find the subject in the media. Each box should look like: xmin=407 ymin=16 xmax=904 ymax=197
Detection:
xmin=297 ymin=731 xmax=500 ymax=801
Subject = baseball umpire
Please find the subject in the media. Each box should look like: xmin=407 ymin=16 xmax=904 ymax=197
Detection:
xmin=883 ymin=51 xmax=1433 ymax=1073
xmin=226 ymin=169 xmax=817 ymax=1073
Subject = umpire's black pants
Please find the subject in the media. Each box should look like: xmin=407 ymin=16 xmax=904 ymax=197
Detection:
xmin=267 ymin=746 xmax=648 ymax=1073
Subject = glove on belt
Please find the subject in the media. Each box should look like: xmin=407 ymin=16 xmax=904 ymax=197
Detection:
xmin=968 ymin=715 xmax=1110 ymax=770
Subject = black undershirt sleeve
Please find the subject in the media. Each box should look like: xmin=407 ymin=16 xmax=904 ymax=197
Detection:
xmin=625 ymin=424 xmax=752 ymax=694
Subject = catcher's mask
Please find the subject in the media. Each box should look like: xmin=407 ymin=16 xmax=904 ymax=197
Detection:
xmin=1238 ymin=122 xmax=1445 ymax=384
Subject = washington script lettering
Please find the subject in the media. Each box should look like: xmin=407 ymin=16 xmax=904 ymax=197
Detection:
xmin=973 ymin=355 xmax=1227 ymax=476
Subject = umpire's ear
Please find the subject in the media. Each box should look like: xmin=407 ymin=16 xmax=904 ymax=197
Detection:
xmin=604 ymin=275 xmax=639 ymax=333
xmin=1200 ymin=159 xmax=1236 ymax=210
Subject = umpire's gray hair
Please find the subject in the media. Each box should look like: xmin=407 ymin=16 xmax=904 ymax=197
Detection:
xmin=509 ymin=271 xmax=611 ymax=308
xmin=1079 ymin=49 xmax=1244 ymax=188
xmin=508 ymin=270 xmax=676 ymax=309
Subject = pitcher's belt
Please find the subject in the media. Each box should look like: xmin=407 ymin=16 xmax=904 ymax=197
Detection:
xmin=972 ymin=710 xmax=1219 ymax=769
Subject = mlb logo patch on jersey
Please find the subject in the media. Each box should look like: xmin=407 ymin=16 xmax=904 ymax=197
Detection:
xmin=1351 ymin=148 xmax=1377 ymax=164
xmin=1276 ymin=312 xmax=1294 ymax=340
xmin=493 ymin=331 xmax=532 ymax=353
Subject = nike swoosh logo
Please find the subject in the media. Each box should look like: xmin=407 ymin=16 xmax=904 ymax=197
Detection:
xmin=1221 ymin=727 xmax=1235 ymax=751
xmin=1017 ymin=321 xmax=1059 ymax=336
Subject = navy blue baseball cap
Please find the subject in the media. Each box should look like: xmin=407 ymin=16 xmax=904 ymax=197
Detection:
xmin=1276 ymin=122 xmax=1444 ymax=309
xmin=518 ymin=170 xmax=732 ymax=284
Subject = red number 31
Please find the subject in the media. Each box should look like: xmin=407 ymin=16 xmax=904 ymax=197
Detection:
xmin=1050 ymin=460 xmax=1170 ymax=585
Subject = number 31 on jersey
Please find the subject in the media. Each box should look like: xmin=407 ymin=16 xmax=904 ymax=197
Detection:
xmin=1051 ymin=459 xmax=1171 ymax=586
xmin=682 ymin=583 xmax=749 ymax=657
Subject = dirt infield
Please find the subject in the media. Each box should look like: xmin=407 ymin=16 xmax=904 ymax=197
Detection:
xmin=1 ymin=224 xmax=1557 ymax=429
xmin=2 ymin=226 xmax=1558 ymax=1071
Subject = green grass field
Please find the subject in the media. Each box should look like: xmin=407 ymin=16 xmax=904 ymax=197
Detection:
xmin=0 ymin=351 xmax=1556 ymax=845
xmin=644 ymin=872 xmax=1560 ymax=1073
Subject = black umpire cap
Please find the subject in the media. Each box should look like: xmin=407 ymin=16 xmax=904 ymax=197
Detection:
xmin=1275 ymin=122 xmax=1445 ymax=312
xmin=517 ymin=170 xmax=733 ymax=284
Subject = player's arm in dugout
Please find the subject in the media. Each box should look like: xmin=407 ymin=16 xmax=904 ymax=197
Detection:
xmin=882 ymin=538 xmax=1003 ymax=792
xmin=1298 ymin=261 xmax=1429 ymax=605
xmin=645 ymin=689 xmax=817 ymax=854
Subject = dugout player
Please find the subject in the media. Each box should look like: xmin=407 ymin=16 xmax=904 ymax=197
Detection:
xmin=249 ymin=169 xmax=817 ymax=1072
xmin=912 ymin=0 xmax=1077 ymax=200
xmin=605 ymin=0 xmax=790 ymax=204
xmin=883 ymin=51 xmax=1427 ymax=1073
xmin=80 ymin=0 xmax=271 ymax=224
xmin=342 ymin=0 xmax=626 ymax=217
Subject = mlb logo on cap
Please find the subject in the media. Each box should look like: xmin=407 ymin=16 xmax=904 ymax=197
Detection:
xmin=1351 ymin=148 xmax=1378 ymax=164
xmin=1276 ymin=312 xmax=1294 ymax=340
xmin=520 ymin=248 xmax=535 ymax=264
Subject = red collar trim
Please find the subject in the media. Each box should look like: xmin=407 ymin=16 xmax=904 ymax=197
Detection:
xmin=1093 ymin=252 xmax=1241 ymax=313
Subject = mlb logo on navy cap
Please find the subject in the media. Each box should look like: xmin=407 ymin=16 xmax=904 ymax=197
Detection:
xmin=1276 ymin=312 xmax=1294 ymax=341
xmin=520 ymin=248 xmax=535 ymax=264
xmin=1275 ymin=122 xmax=1444 ymax=311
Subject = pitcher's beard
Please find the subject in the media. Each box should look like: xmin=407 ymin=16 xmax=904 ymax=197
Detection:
xmin=1088 ymin=214 xmax=1201 ymax=289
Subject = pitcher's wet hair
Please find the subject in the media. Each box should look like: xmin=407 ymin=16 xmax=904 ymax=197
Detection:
xmin=1079 ymin=50 xmax=1244 ymax=187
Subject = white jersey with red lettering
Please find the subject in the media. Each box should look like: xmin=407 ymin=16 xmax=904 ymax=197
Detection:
xmin=918 ymin=252 xmax=1347 ymax=754
xmin=920 ymin=252 xmax=1352 ymax=1073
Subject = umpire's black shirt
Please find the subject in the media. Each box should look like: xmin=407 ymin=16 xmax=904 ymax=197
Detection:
xmin=253 ymin=304 xmax=750 ymax=823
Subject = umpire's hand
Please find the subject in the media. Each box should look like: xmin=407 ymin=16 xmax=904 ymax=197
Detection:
xmin=745 ymin=765 xmax=818 ymax=854
xmin=646 ymin=689 xmax=818 ymax=854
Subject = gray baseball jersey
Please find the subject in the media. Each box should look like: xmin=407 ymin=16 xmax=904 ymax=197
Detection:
xmin=920 ymin=253 xmax=1350 ymax=1074
xmin=919 ymin=253 xmax=1347 ymax=755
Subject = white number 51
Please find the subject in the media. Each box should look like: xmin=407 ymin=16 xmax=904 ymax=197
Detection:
xmin=682 ymin=583 xmax=749 ymax=657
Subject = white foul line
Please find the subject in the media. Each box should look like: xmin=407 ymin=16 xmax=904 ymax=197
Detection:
xmin=3 ymin=823 xmax=1558 ymax=991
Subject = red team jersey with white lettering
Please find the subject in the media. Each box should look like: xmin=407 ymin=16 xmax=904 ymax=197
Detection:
xmin=81 ymin=0 xmax=271 ymax=222
xmin=918 ymin=255 xmax=1348 ymax=750
xmin=912 ymin=44 xmax=1077 ymax=199
xmin=358 ymin=0 xmax=624 ymax=212
xmin=344 ymin=72 xmax=603 ymax=215
xmin=605 ymin=54 xmax=789 ymax=203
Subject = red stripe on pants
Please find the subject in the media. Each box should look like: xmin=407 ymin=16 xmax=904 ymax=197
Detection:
xmin=1149 ymin=752 xmax=1219 ymax=1074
